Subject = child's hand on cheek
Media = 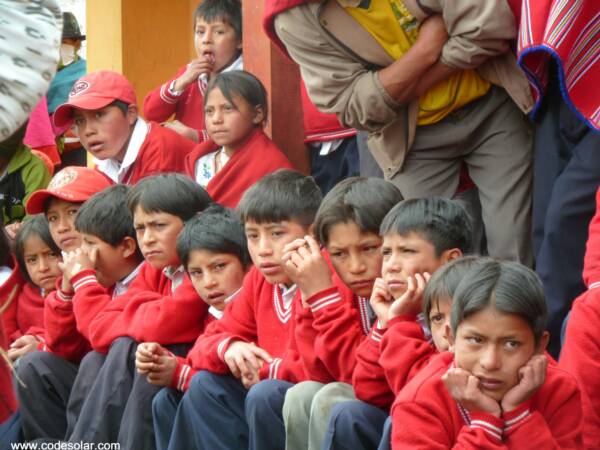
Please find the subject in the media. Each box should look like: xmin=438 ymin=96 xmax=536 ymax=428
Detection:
xmin=501 ymin=354 xmax=547 ymax=413
xmin=59 ymin=247 xmax=97 ymax=287
xmin=388 ymin=273 xmax=430 ymax=322
xmin=282 ymin=236 xmax=333 ymax=304
xmin=369 ymin=278 xmax=393 ymax=328
xmin=443 ymin=367 xmax=502 ymax=417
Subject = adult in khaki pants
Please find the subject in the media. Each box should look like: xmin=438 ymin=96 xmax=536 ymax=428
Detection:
xmin=263 ymin=1 xmax=534 ymax=450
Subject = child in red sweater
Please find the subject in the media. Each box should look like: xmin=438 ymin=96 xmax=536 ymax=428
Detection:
xmin=134 ymin=205 xmax=250 ymax=450
xmin=6 ymin=215 xmax=62 ymax=359
xmin=56 ymin=174 xmax=212 ymax=450
xmin=53 ymin=71 xmax=194 ymax=184
xmin=278 ymin=177 xmax=401 ymax=450
xmin=165 ymin=169 xmax=322 ymax=450
xmin=291 ymin=197 xmax=472 ymax=450
xmin=185 ymin=70 xmax=293 ymax=207
xmin=143 ymin=0 xmax=243 ymax=143
xmin=560 ymin=187 xmax=600 ymax=449
xmin=392 ymin=259 xmax=583 ymax=449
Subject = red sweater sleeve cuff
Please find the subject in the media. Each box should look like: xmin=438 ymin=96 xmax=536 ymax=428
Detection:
xmin=171 ymin=360 xmax=195 ymax=391
xmin=259 ymin=357 xmax=283 ymax=380
xmin=502 ymin=400 xmax=532 ymax=434
xmin=468 ymin=411 xmax=505 ymax=442
xmin=371 ymin=326 xmax=387 ymax=343
xmin=53 ymin=277 xmax=74 ymax=302
xmin=159 ymin=81 xmax=180 ymax=104
xmin=305 ymin=286 xmax=342 ymax=313
xmin=71 ymin=269 xmax=99 ymax=292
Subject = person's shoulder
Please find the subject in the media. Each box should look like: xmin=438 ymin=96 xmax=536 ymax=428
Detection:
xmin=143 ymin=122 xmax=196 ymax=151
xmin=540 ymin=361 xmax=581 ymax=396
xmin=396 ymin=352 xmax=454 ymax=403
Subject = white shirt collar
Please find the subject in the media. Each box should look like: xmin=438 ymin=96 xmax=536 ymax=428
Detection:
xmin=208 ymin=287 xmax=241 ymax=320
xmin=199 ymin=54 xmax=243 ymax=87
xmin=94 ymin=118 xmax=150 ymax=183
xmin=113 ymin=262 xmax=144 ymax=298
xmin=278 ymin=283 xmax=298 ymax=310
xmin=163 ymin=265 xmax=186 ymax=293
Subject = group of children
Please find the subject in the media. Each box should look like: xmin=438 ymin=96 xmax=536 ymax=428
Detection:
xmin=1 ymin=163 xmax=591 ymax=449
xmin=1 ymin=0 xmax=599 ymax=449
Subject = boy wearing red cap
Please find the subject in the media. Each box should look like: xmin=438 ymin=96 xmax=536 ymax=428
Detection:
xmin=13 ymin=167 xmax=112 ymax=441
xmin=53 ymin=70 xmax=194 ymax=184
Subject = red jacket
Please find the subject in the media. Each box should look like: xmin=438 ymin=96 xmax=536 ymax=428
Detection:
xmin=187 ymin=267 xmax=308 ymax=383
xmin=42 ymin=287 xmax=91 ymax=362
xmin=298 ymin=276 xmax=371 ymax=384
xmin=9 ymin=283 xmax=46 ymax=342
xmin=559 ymin=188 xmax=600 ymax=449
xmin=142 ymin=66 xmax=208 ymax=141
xmin=0 ymin=319 xmax=17 ymax=423
xmin=353 ymin=315 xmax=438 ymax=410
xmin=391 ymin=352 xmax=583 ymax=449
xmin=185 ymin=128 xmax=293 ymax=208
xmin=95 ymin=121 xmax=195 ymax=185
xmin=85 ymin=264 xmax=208 ymax=353
xmin=0 ymin=256 xmax=25 ymax=344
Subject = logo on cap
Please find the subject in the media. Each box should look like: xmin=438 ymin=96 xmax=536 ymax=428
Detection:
xmin=49 ymin=169 xmax=78 ymax=191
xmin=70 ymin=81 xmax=90 ymax=97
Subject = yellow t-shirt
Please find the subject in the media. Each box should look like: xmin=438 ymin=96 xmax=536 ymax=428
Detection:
xmin=345 ymin=0 xmax=491 ymax=125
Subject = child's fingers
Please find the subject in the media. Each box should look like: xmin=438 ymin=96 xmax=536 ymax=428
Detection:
xmin=249 ymin=345 xmax=273 ymax=364
xmin=136 ymin=361 xmax=155 ymax=373
xmin=305 ymin=235 xmax=321 ymax=255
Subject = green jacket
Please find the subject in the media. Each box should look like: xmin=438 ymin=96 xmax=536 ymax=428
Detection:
xmin=0 ymin=145 xmax=51 ymax=224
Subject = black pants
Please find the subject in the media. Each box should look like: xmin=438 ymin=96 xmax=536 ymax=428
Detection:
xmin=532 ymin=67 xmax=600 ymax=358
xmin=15 ymin=352 xmax=78 ymax=441
xmin=67 ymin=337 xmax=189 ymax=450
xmin=310 ymin=136 xmax=360 ymax=195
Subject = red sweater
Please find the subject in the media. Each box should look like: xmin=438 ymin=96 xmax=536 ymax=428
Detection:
xmin=353 ymin=315 xmax=438 ymax=410
xmin=559 ymin=188 xmax=600 ymax=449
xmin=85 ymin=264 xmax=208 ymax=353
xmin=298 ymin=276 xmax=372 ymax=384
xmin=391 ymin=352 xmax=583 ymax=449
xmin=187 ymin=267 xmax=308 ymax=383
xmin=95 ymin=121 xmax=195 ymax=185
xmin=143 ymin=66 xmax=208 ymax=141
xmin=0 ymin=257 xmax=25 ymax=344
xmin=42 ymin=287 xmax=91 ymax=362
xmin=185 ymin=128 xmax=293 ymax=208
xmin=9 ymin=283 xmax=46 ymax=342
xmin=0 ymin=319 xmax=17 ymax=423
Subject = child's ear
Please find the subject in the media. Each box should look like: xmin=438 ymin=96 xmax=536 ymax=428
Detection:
xmin=307 ymin=223 xmax=316 ymax=239
xmin=445 ymin=324 xmax=455 ymax=352
xmin=121 ymin=236 xmax=138 ymax=259
xmin=126 ymin=104 xmax=138 ymax=126
xmin=442 ymin=248 xmax=462 ymax=263
xmin=536 ymin=331 xmax=550 ymax=355
xmin=253 ymin=105 xmax=266 ymax=125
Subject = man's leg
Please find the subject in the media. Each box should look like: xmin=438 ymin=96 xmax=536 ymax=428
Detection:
xmin=167 ymin=371 xmax=248 ymax=450
xmin=152 ymin=388 xmax=183 ymax=450
xmin=15 ymin=351 xmax=78 ymax=440
xmin=321 ymin=399 xmax=388 ymax=450
xmin=309 ymin=382 xmax=356 ymax=450
xmin=65 ymin=350 xmax=106 ymax=438
xmin=245 ymin=379 xmax=295 ymax=450
xmin=283 ymin=381 xmax=324 ymax=450
xmin=464 ymin=87 xmax=534 ymax=266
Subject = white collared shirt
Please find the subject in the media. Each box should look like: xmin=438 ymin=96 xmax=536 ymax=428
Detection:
xmin=208 ymin=287 xmax=242 ymax=320
xmin=94 ymin=118 xmax=150 ymax=184
xmin=163 ymin=265 xmax=186 ymax=294
xmin=113 ymin=262 xmax=144 ymax=298
xmin=278 ymin=284 xmax=298 ymax=310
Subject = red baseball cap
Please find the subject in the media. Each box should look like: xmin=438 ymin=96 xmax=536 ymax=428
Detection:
xmin=53 ymin=70 xmax=137 ymax=127
xmin=26 ymin=166 xmax=113 ymax=214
